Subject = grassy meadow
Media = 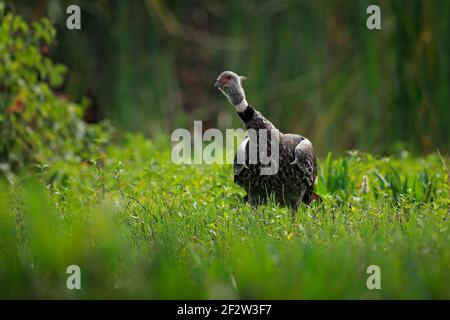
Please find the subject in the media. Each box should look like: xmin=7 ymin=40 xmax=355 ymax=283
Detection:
xmin=1 ymin=2 xmax=449 ymax=300
xmin=0 ymin=135 xmax=449 ymax=299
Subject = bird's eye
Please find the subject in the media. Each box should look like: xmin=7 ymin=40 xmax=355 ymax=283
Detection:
xmin=226 ymin=76 xmax=232 ymax=80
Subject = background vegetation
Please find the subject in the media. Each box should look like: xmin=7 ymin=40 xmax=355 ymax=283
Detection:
xmin=0 ymin=1 xmax=449 ymax=299
xmin=7 ymin=0 xmax=450 ymax=155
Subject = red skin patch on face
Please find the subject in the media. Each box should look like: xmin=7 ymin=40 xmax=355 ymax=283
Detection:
xmin=221 ymin=75 xmax=233 ymax=86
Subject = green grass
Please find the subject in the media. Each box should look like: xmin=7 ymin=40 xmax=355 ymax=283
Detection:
xmin=0 ymin=134 xmax=449 ymax=299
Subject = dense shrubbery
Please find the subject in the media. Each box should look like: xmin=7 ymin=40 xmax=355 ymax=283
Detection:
xmin=0 ymin=6 xmax=111 ymax=180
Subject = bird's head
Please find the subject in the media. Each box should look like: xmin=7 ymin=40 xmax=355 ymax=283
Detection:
xmin=214 ymin=71 xmax=248 ymax=107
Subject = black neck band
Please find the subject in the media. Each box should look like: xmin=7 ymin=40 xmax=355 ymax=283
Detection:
xmin=237 ymin=105 xmax=255 ymax=123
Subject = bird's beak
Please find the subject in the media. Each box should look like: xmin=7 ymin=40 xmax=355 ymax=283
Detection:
xmin=213 ymin=79 xmax=219 ymax=89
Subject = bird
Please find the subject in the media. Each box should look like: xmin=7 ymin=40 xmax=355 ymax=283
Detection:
xmin=214 ymin=70 xmax=321 ymax=210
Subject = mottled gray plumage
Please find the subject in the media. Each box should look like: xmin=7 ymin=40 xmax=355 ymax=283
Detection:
xmin=214 ymin=71 xmax=320 ymax=210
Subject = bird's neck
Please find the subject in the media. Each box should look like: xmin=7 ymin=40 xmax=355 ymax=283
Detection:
xmin=236 ymin=102 xmax=277 ymax=131
xmin=234 ymin=98 xmax=248 ymax=112
xmin=223 ymin=84 xmax=246 ymax=109
xmin=237 ymin=103 xmax=256 ymax=124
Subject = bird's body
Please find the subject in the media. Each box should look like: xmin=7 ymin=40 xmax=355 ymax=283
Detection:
xmin=214 ymin=71 xmax=320 ymax=209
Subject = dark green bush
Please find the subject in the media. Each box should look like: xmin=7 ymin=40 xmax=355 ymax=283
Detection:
xmin=0 ymin=5 xmax=111 ymax=177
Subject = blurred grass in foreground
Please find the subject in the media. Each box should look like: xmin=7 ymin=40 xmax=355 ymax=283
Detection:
xmin=0 ymin=134 xmax=448 ymax=299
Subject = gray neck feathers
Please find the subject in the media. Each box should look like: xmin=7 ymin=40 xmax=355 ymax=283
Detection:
xmin=223 ymin=84 xmax=245 ymax=106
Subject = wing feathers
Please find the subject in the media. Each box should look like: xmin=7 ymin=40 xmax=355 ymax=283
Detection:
xmin=292 ymin=138 xmax=316 ymax=188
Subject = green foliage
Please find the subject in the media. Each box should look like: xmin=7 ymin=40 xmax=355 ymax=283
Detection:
xmin=11 ymin=0 xmax=448 ymax=154
xmin=0 ymin=2 xmax=448 ymax=300
xmin=317 ymin=153 xmax=353 ymax=201
xmin=317 ymin=151 xmax=443 ymax=204
xmin=0 ymin=136 xmax=448 ymax=299
xmin=0 ymin=8 xmax=111 ymax=178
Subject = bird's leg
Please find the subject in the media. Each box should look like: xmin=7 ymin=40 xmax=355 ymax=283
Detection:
xmin=243 ymin=193 xmax=260 ymax=210
xmin=294 ymin=188 xmax=307 ymax=212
